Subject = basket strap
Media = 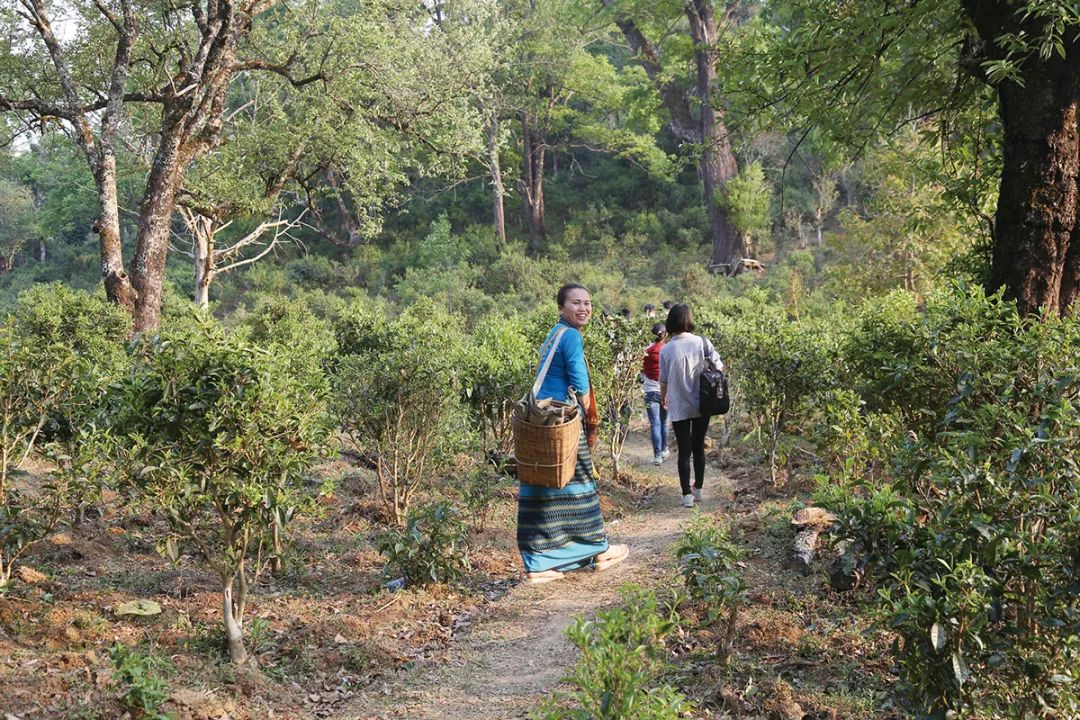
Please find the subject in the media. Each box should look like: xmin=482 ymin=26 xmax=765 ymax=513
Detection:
xmin=531 ymin=326 xmax=570 ymax=398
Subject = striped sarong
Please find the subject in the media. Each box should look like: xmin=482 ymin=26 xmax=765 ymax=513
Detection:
xmin=517 ymin=427 xmax=609 ymax=573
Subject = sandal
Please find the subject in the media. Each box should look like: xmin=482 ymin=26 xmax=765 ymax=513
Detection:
xmin=525 ymin=569 xmax=565 ymax=585
xmin=592 ymin=544 xmax=630 ymax=572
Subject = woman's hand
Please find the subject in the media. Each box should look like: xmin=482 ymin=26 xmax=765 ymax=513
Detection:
xmin=660 ymin=383 xmax=668 ymax=410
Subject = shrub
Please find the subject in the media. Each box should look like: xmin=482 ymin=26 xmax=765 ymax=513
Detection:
xmin=823 ymin=290 xmax=1080 ymax=718
xmin=108 ymin=643 xmax=172 ymax=719
xmin=377 ymin=501 xmax=470 ymax=586
xmin=590 ymin=314 xmax=647 ymax=480
xmin=333 ymin=299 xmax=467 ymax=524
xmin=10 ymin=285 xmax=134 ymax=522
xmin=460 ymin=313 xmax=534 ymax=457
xmin=721 ymin=305 xmax=836 ymax=483
xmin=672 ymin=513 xmax=746 ymax=664
xmin=532 ymin=586 xmax=691 ymax=720
xmin=113 ymin=319 xmax=334 ymax=663
xmin=0 ymin=317 xmax=97 ymax=588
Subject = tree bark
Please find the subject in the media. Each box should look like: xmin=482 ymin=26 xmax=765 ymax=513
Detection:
xmin=486 ymin=119 xmax=507 ymax=245
xmin=93 ymin=159 xmax=137 ymax=312
xmin=602 ymin=0 xmax=742 ymax=273
xmin=222 ymin=573 xmax=248 ymax=664
xmin=964 ymin=1 xmax=1080 ymax=316
xmin=522 ymin=113 xmax=546 ymax=255
xmin=131 ymin=129 xmax=190 ymax=333
xmin=686 ymin=0 xmax=743 ymax=273
xmin=190 ymin=213 xmax=217 ymax=311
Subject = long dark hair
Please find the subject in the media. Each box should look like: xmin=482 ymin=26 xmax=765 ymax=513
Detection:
xmin=557 ymin=283 xmax=588 ymax=307
xmin=665 ymin=303 xmax=694 ymax=334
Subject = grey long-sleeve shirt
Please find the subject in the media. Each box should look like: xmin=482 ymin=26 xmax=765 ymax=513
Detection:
xmin=659 ymin=333 xmax=724 ymax=423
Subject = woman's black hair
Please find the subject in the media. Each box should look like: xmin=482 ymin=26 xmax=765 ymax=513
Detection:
xmin=651 ymin=322 xmax=666 ymax=339
xmin=557 ymin=283 xmax=588 ymax=307
xmin=665 ymin=303 xmax=694 ymax=334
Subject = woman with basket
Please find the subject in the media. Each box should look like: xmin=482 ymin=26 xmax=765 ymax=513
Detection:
xmin=516 ymin=283 xmax=630 ymax=585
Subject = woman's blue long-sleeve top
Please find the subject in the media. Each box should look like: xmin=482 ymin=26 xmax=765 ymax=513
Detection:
xmin=535 ymin=319 xmax=590 ymax=402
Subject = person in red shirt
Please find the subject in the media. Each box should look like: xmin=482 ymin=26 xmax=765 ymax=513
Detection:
xmin=642 ymin=322 xmax=669 ymax=465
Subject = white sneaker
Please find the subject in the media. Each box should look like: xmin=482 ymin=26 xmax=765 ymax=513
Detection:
xmin=652 ymin=454 xmax=663 ymax=466
xmin=682 ymin=494 xmax=694 ymax=508
xmin=661 ymin=449 xmax=670 ymax=460
xmin=693 ymin=487 xmax=703 ymax=503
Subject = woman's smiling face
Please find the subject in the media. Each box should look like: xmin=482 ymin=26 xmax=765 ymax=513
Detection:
xmin=559 ymin=287 xmax=593 ymax=329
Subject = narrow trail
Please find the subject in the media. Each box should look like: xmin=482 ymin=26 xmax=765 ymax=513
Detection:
xmin=342 ymin=431 xmax=731 ymax=720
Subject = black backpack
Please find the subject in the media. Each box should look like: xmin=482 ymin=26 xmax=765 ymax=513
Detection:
xmin=698 ymin=338 xmax=730 ymax=416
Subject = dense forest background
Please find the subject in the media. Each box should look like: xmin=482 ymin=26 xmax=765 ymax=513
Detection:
xmin=0 ymin=1 xmax=1078 ymax=719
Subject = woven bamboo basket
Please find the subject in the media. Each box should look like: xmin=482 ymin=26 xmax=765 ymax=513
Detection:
xmin=512 ymin=412 xmax=581 ymax=489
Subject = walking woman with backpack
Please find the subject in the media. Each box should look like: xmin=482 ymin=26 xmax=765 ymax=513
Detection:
xmin=516 ymin=283 xmax=630 ymax=584
xmin=659 ymin=303 xmax=724 ymax=508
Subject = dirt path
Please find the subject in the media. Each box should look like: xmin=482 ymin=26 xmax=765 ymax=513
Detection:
xmin=341 ymin=431 xmax=729 ymax=720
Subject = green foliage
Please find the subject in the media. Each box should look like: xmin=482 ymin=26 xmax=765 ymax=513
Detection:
xmin=672 ymin=513 xmax=746 ymax=664
xmin=107 ymin=643 xmax=173 ymax=720
xmin=0 ymin=312 xmax=102 ymax=587
xmin=823 ymin=133 xmax=974 ymax=296
xmin=588 ymin=314 xmax=648 ymax=479
xmin=707 ymin=300 xmax=836 ymax=483
xmin=0 ymin=176 xmax=36 ymax=269
xmin=333 ymin=298 xmax=467 ymax=525
xmin=377 ymin=501 xmax=470 ymax=586
xmin=239 ymin=295 xmax=336 ymax=379
xmin=719 ymin=161 xmax=771 ymax=255
xmin=460 ymin=313 xmax=534 ymax=456
xmin=821 ymin=287 xmax=1080 ymax=718
xmin=113 ymin=318 xmax=334 ymax=662
xmin=532 ymin=586 xmax=691 ymax=720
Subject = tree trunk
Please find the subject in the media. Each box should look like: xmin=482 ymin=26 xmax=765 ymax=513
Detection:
xmin=486 ymin=119 xmax=506 ymax=245
xmin=192 ymin=215 xmax=215 ymax=312
xmin=993 ymin=68 xmax=1080 ymax=315
xmin=686 ymin=0 xmax=742 ymax=274
xmin=130 ymin=131 xmax=189 ymax=333
xmin=965 ymin=1 xmax=1080 ymax=316
xmin=38 ymin=238 xmax=46 ymax=263
xmin=222 ymin=573 xmax=248 ymax=664
xmin=93 ymin=159 xmax=137 ymax=313
xmin=522 ymin=113 xmax=546 ymax=255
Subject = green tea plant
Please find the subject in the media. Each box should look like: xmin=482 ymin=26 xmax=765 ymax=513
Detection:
xmin=458 ymin=467 xmax=507 ymax=533
xmin=107 ymin=643 xmax=173 ymax=719
xmin=592 ymin=314 xmax=647 ymax=481
xmin=113 ymin=319 xmax=334 ymax=664
xmin=460 ymin=313 xmax=533 ymax=458
xmin=11 ymin=284 xmax=131 ymax=524
xmin=0 ymin=318 xmax=91 ymax=589
xmin=377 ymin=501 xmax=470 ymax=586
xmin=334 ymin=299 xmax=467 ymax=525
xmin=823 ymin=290 xmax=1080 ymax=718
xmin=672 ymin=513 xmax=746 ymax=665
xmin=724 ymin=307 xmax=835 ymax=483
xmin=532 ymin=585 xmax=691 ymax=720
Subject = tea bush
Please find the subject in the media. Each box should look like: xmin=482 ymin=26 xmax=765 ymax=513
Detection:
xmin=108 ymin=643 xmax=173 ymax=719
xmin=717 ymin=303 xmax=836 ymax=483
xmin=377 ymin=501 xmax=471 ymax=586
xmin=333 ymin=299 xmax=469 ymax=524
xmin=460 ymin=313 xmax=534 ymax=457
xmin=113 ymin=318 xmax=334 ymax=663
xmin=672 ymin=513 xmax=746 ymax=664
xmin=822 ymin=288 xmax=1080 ymax=718
xmin=532 ymin=585 xmax=691 ymax=720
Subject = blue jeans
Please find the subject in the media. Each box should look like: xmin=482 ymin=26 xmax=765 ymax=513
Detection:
xmin=644 ymin=392 xmax=668 ymax=456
